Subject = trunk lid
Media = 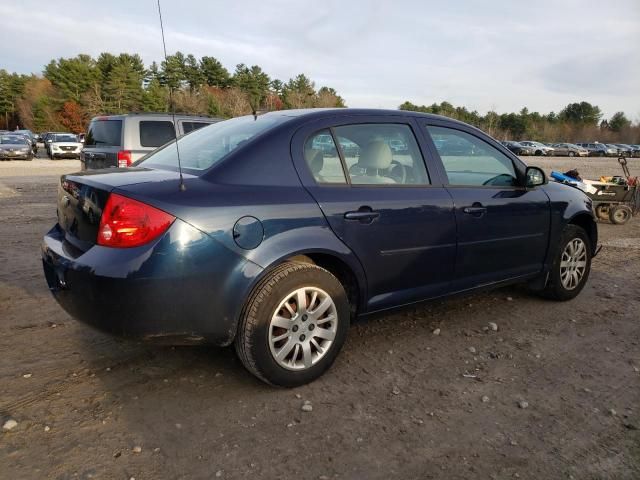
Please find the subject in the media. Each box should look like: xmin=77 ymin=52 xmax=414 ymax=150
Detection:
xmin=56 ymin=167 xmax=190 ymax=251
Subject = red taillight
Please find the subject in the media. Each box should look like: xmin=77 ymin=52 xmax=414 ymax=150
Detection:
xmin=117 ymin=150 xmax=132 ymax=168
xmin=97 ymin=193 xmax=175 ymax=248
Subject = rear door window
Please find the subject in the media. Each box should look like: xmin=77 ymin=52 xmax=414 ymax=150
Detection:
xmin=333 ymin=123 xmax=430 ymax=185
xmin=304 ymin=130 xmax=347 ymax=184
xmin=139 ymin=121 xmax=176 ymax=147
xmin=84 ymin=120 xmax=122 ymax=147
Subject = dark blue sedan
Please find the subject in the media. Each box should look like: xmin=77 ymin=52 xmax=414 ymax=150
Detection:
xmin=42 ymin=109 xmax=597 ymax=386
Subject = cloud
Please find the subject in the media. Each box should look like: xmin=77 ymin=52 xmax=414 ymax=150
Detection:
xmin=1 ymin=0 xmax=638 ymax=119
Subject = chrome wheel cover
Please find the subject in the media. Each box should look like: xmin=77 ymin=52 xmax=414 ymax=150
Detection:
xmin=560 ymin=238 xmax=587 ymax=290
xmin=268 ymin=287 xmax=338 ymax=371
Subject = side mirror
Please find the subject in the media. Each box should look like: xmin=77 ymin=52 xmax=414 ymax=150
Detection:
xmin=526 ymin=166 xmax=547 ymax=187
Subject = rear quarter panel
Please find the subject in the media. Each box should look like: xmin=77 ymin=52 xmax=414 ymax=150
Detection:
xmin=115 ymin=128 xmax=367 ymax=328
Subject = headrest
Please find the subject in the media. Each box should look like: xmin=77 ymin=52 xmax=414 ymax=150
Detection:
xmin=358 ymin=141 xmax=392 ymax=169
xmin=306 ymin=149 xmax=324 ymax=175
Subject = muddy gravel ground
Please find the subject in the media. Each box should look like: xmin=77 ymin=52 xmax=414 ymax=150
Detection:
xmin=1 ymin=157 xmax=639 ymax=480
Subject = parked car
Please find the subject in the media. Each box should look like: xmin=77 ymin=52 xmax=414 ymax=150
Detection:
xmin=435 ymin=136 xmax=476 ymax=155
xmin=43 ymin=132 xmax=69 ymax=156
xmin=40 ymin=132 xmax=54 ymax=144
xmin=14 ymin=129 xmax=38 ymax=154
xmin=575 ymin=142 xmax=617 ymax=157
xmin=48 ymin=133 xmax=83 ymax=159
xmin=551 ymin=143 xmax=589 ymax=157
xmin=501 ymin=141 xmax=535 ymax=156
xmin=604 ymin=144 xmax=630 ymax=157
xmin=518 ymin=141 xmax=555 ymax=156
xmin=613 ymin=144 xmax=639 ymax=157
xmin=388 ymin=139 xmax=408 ymax=152
xmin=81 ymin=113 xmax=222 ymax=170
xmin=42 ymin=109 xmax=598 ymax=386
xmin=0 ymin=134 xmax=34 ymax=160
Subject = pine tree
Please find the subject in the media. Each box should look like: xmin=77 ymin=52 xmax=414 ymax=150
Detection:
xmin=44 ymin=54 xmax=100 ymax=103
xmin=142 ymin=78 xmax=168 ymax=112
xmin=200 ymin=57 xmax=230 ymax=88
xmin=232 ymin=64 xmax=271 ymax=112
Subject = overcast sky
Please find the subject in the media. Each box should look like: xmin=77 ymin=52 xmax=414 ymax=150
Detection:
xmin=1 ymin=0 xmax=639 ymax=119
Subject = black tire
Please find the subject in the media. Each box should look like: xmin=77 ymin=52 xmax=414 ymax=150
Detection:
xmin=594 ymin=204 xmax=609 ymax=221
xmin=609 ymin=204 xmax=632 ymax=225
xmin=535 ymin=150 xmax=543 ymax=156
xmin=539 ymin=225 xmax=592 ymax=301
xmin=235 ymin=261 xmax=350 ymax=387
xmin=599 ymin=151 xmax=605 ymax=157
xmin=568 ymin=151 xmax=575 ymax=157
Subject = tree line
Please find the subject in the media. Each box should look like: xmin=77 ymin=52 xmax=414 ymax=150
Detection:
xmin=0 ymin=52 xmax=345 ymax=132
xmin=1 ymin=52 xmax=637 ymax=144
xmin=400 ymin=100 xmax=639 ymax=144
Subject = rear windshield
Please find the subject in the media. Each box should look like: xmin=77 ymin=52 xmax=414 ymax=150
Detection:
xmin=85 ymin=119 xmax=122 ymax=147
xmin=137 ymin=115 xmax=287 ymax=173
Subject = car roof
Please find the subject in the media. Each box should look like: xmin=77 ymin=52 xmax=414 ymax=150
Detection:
xmin=262 ymin=107 xmax=452 ymax=120
xmin=89 ymin=113 xmax=221 ymax=121
xmin=254 ymin=108 xmax=480 ymax=133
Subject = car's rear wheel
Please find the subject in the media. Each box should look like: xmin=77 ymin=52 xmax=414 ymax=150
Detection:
xmin=235 ymin=261 xmax=350 ymax=387
xmin=540 ymin=225 xmax=591 ymax=301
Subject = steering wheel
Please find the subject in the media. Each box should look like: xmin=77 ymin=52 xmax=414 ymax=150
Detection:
xmin=389 ymin=160 xmax=407 ymax=184
xmin=482 ymin=173 xmax=514 ymax=186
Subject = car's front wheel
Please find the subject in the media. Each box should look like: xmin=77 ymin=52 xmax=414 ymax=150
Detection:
xmin=540 ymin=225 xmax=592 ymax=301
xmin=235 ymin=261 xmax=350 ymax=387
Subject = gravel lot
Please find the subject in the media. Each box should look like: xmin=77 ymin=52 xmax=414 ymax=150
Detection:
xmin=1 ymin=155 xmax=639 ymax=479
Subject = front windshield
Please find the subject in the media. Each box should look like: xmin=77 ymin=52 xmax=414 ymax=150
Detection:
xmin=54 ymin=134 xmax=78 ymax=142
xmin=1 ymin=135 xmax=27 ymax=144
xmin=138 ymin=114 xmax=288 ymax=172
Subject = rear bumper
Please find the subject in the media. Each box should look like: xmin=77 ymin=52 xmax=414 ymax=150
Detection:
xmin=41 ymin=221 xmax=262 ymax=345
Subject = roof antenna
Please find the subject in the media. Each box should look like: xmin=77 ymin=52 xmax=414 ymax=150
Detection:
xmin=156 ymin=0 xmax=186 ymax=192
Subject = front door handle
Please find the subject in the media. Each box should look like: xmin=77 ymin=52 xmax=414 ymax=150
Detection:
xmin=344 ymin=208 xmax=380 ymax=223
xmin=463 ymin=204 xmax=487 ymax=217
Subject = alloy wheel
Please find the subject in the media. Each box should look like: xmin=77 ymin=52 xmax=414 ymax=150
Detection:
xmin=268 ymin=286 xmax=338 ymax=370
xmin=560 ymin=238 xmax=587 ymax=290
